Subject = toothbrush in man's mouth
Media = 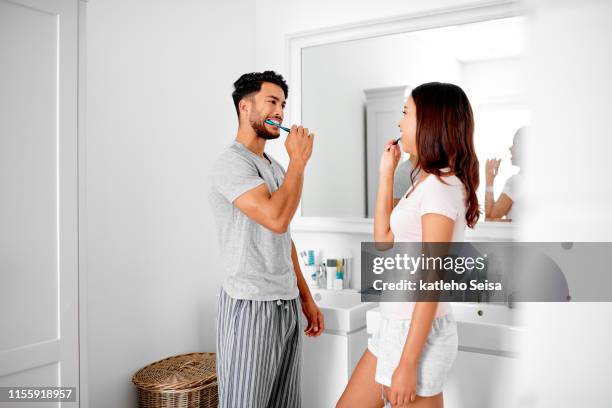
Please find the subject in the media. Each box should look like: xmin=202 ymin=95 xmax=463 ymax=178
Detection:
xmin=265 ymin=119 xmax=291 ymax=132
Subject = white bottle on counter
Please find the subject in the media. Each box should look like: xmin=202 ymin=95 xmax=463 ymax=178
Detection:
xmin=326 ymin=259 xmax=337 ymax=290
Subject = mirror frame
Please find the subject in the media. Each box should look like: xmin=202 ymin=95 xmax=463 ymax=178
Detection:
xmin=286 ymin=0 xmax=524 ymax=238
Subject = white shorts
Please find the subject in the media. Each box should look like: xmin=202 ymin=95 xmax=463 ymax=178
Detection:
xmin=368 ymin=313 xmax=458 ymax=400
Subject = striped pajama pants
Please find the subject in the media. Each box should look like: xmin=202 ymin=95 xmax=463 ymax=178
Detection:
xmin=216 ymin=288 xmax=302 ymax=408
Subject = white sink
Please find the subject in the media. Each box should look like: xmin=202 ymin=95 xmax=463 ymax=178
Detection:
xmin=451 ymin=302 xmax=517 ymax=326
xmin=311 ymin=289 xmax=378 ymax=333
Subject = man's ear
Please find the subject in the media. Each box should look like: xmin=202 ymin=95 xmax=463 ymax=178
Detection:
xmin=239 ymin=97 xmax=251 ymax=117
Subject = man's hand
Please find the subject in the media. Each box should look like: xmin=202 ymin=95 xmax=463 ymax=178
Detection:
xmin=285 ymin=125 xmax=314 ymax=166
xmin=300 ymin=298 xmax=324 ymax=337
xmin=232 ymin=126 xmax=314 ymax=233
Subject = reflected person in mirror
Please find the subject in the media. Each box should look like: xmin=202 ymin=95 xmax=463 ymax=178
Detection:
xmin=485 ymin=126 xmax=528 ymax=221
xmin=338 ymin=82 xmax=480 ymax=408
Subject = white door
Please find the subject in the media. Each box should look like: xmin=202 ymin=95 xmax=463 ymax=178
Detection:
xmin=0 ymin=0 xmax=79 ymax=406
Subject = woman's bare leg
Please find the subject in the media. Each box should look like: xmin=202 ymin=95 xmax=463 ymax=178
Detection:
xmin=382 ymin=387 xmax=444 ymax=408
xmin=336 ymin=349 xmax=384 ymax=408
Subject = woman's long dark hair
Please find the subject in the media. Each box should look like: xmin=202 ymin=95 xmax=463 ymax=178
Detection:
xmin=409 ymin=82 xmax=480 ymax=228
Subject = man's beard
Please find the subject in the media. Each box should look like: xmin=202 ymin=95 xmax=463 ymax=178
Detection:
xmin=249 ymin=109 xmax=280 ymax=140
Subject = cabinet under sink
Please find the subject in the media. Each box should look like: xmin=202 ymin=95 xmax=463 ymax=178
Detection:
xmin=301 ymin=289 xmax=378 ymax=408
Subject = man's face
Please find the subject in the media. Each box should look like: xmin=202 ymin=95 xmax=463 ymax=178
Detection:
xmin=244 ymin=82 xmax=286 ymax=140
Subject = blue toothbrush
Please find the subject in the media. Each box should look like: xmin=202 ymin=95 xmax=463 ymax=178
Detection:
xmin=265 ymin=119 xmax=291 ymax=132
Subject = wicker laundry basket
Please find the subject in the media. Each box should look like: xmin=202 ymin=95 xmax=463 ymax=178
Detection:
xmin=132 ymin=352 xmax=218 ymax=408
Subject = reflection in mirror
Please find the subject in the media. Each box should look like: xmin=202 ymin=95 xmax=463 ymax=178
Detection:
xmin=301 ymin=16 xmax=528 ymax=221
xmin=485 ymin=126 xmax=527 ymax=222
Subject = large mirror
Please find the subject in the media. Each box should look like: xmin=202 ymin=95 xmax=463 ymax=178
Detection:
xmin=300 ymin=16 xmax=528 ymax=222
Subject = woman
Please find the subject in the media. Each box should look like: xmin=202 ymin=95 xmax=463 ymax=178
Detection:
xmin=337 ymin=82 xmax=480 ymax=408
xmin=485 ymin=126 xmax=527 ymax=221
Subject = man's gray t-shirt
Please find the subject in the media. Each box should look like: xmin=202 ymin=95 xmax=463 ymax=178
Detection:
xmin=208 ymin=141 xmax=298 ymax=301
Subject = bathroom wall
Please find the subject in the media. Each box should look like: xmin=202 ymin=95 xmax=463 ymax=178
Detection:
xmin=84 ymin=0 xmax=254 ymax=406
xmin=518 ymin=0 xmax=612 ymax=406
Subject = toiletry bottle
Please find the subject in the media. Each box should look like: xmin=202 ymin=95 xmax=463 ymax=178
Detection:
xmin=335 ymin=263 xmax=344 ymax=290
xmin=326 ymin=259 xmax=337 ymax=290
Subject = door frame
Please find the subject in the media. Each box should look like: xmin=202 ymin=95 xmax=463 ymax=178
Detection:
xmin=77 ymin=0 xmax=89 ymax=407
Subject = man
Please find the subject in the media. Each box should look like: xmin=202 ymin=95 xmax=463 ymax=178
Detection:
xmin=209 ymin=71 xmax=324 ymax=408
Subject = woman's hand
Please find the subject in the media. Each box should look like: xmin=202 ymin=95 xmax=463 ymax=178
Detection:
xmin=485 ymin=158 xmax=501 ymax=186
xmin=379 ymin=139 xmax=401 ymax=176
xmin=300 ymin=298 xmax=324 ymax=337
xmin=388 ymin=361 xmax=417 ymax=407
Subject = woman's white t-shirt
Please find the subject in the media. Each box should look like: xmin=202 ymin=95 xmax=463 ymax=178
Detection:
xmin=501 ymin=173 xmax=522 ymax=220
xmin=381 ymin=167 xmax=467 ymax=320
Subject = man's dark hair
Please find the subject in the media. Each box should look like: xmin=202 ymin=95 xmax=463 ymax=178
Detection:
xmin=232 ymin=71 xmax=289 ymax=116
